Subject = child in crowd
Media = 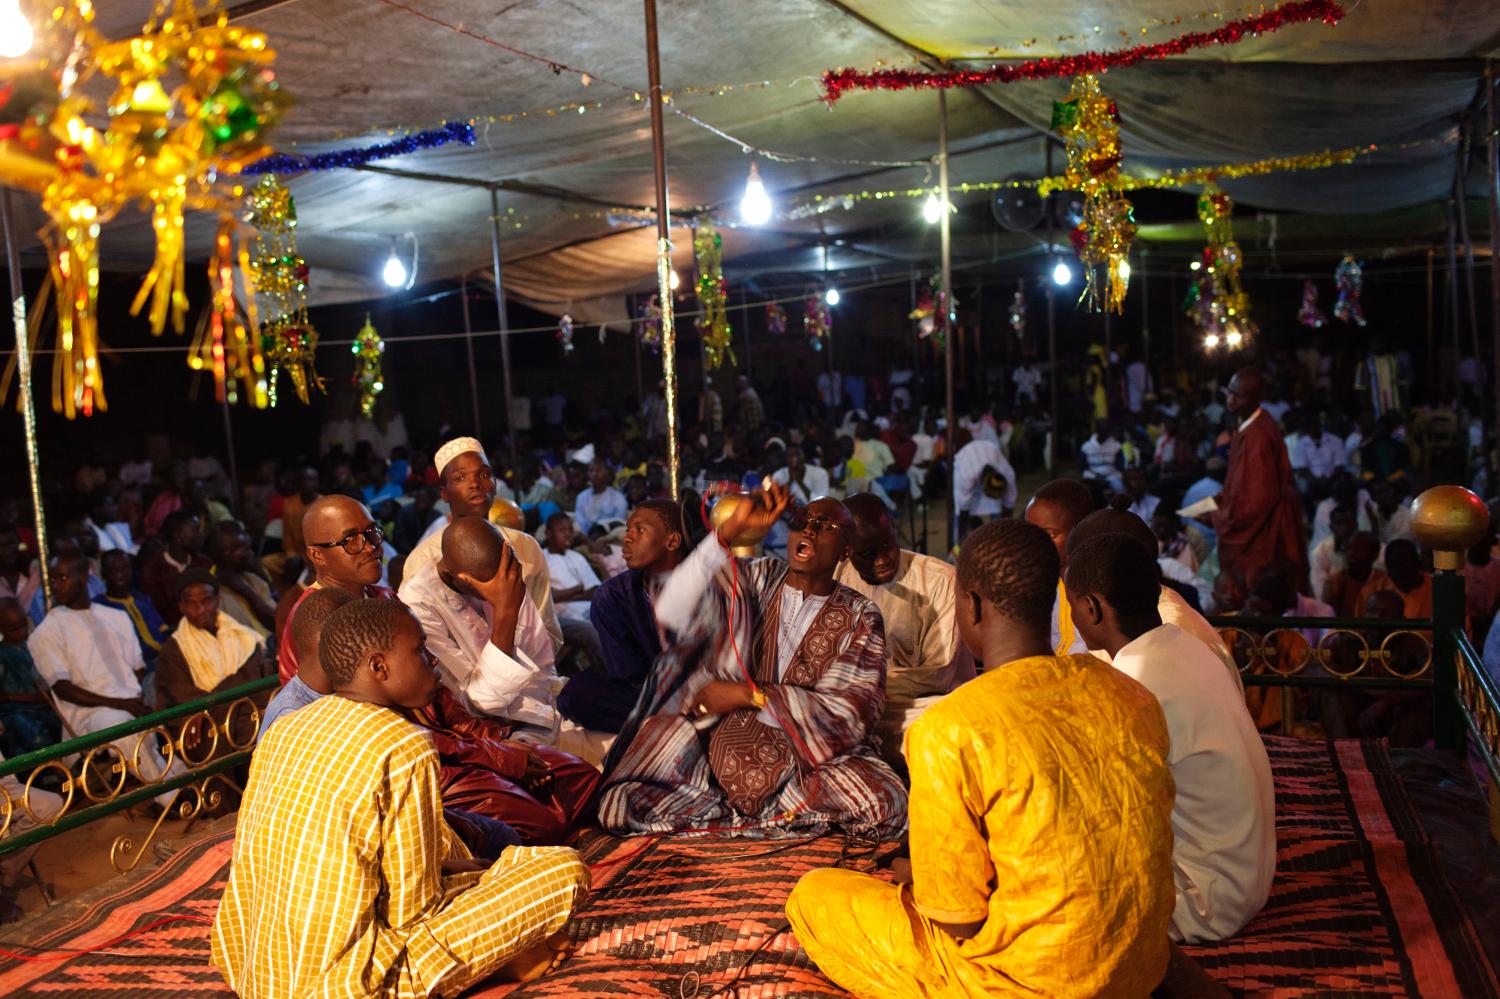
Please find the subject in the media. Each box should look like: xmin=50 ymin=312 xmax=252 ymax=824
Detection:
xmin=213 ymin=599 xmax=588 ymax=996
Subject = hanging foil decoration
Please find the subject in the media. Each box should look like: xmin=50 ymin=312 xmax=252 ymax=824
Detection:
xmin=557 ymin=313 xmax=574 ymax=354
xmin=187 ymin=216 xmax=268 ymax=407
xmin=804 ymin=294 xmax=831 ymax=351
xmin=766 ymin=301 xmax=788 ymax=335
xmin=693 ymin=224 xmax=735 ymax=369
xmin=907 ymin=274 xmax=955 ymax=348
xmin=1332 ymin=256 xmax=1366 ymax=326
xmin=351 ymin=314 xmax=385 ymax=418
xmin=1054 ymin=74 xmax=1135 ymax=313
xmin=247 ymin=175 xmax=322 ymax=405
xmin=1009 ymin=280 xmax=1027 ymax=339
xmin=634 ymin=294 xmax=662 ymax=353
xmin=1297 ymin=279 xmax=1328 ymax=328
xmin=1187 ymin=183 xmax=1256 ymax=351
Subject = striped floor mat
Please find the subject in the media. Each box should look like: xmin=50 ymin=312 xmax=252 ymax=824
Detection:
xmin=0 ymin=737 xmax=1492 ymax=997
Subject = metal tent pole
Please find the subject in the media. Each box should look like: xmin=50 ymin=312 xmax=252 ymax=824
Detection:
xmin=644 ymin=0 xmax=679 ymax=500
xmin=459 ymin=274 xmax=482 ymax=438
xmin=487 ymin=190 xmax=518 ymax=469
xmin=1487 ymin=60 xmax=1500 ymax=432
xmin=1 ymin=188 xmax=49 ymax=608
xmin=938 ymin=91 xmax=956 ymax=551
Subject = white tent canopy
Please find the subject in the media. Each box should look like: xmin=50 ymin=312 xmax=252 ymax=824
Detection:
xmin=12 ymin=0 xmax=1498 ymax=325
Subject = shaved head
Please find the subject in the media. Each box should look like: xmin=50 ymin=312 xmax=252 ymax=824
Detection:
xmin=1226 ymin=367 xmax=1266 ymax=417
xmin=302 ymin=495 xmax=374 ymax=546
xmin=440 ymin=515 xmax=503 ymax=583
xmin=844 ymin=492 xmax=894 ymax=535
xmin=845 ymin=493 xmax=900 ymax=586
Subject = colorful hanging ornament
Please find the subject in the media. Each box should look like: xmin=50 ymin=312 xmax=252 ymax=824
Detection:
xmin=634 ymin=294 xmax=662 ymax=353
xmin=556 ymin=314 xmax=574 ymax=354
xmin=907 ymin=274 xmax=955 ymax=347
xmin=804 ymin=294 xmax=832 ymax=351
xmin=1054 ymin=74 xmax=1135 ymax=313
xmin=350 ymin=314 xmax=385 ymax=418
xmin=766 ymin=301 xmax=787 ymax=335
xmin=1009 ymin=280 xmax=1027 ymax=339
xmin=1298 ymin=279 xmax=1328 ymax=328
xmin=693 ymin=224 xmax=735 ymax=369
xmin=187 ymin=216 xmax=268 ymax=407
xmin=1332 ymin=256 xmax=1366 ymax=326
xmin=1188 ymin=184 xmax=1256 ymax=351
xmin=247 ymin=175 xmax=321 ymax=405
xmin=0 ymin=0 xmax=291 ymax=418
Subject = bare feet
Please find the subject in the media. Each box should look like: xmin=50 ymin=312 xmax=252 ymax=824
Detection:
xmin=495 ymin=931 xmax=574 ymax=983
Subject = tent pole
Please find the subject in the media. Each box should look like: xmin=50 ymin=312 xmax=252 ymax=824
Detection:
xmin=1456 ymin=122 xmax=1483 ymax=392
xmin=1446 ymin=196 xmax=1461 ymax=384
xmin=1045 ymin=138 xmax=1058 ymax=475
xmin=939 ymin=90 xmax=956 ymax=552
xmin=220 ymin=395 xmax=240 ymax=514
xmin=1 ymin=188 xmax=49 ymax=609
xmin=631 ymin=293 xmax=644 ymax=404
xmin=487 ymin=189 xmax=517 ymax=469
xmin=1426 ymin=249 xmax=1435 ymax=387
xmin=1487 ymin=59 xmax=1500 ymax=432
xmin=1141 ymin=246 xmax=1151 ymax=374
xmin=740 ymin=289 xmax=751 ymax=380
xmin=643 ymin=0 xmax=679 ymax=500
xmin=460 ymin=274 xmax=482 ymax=439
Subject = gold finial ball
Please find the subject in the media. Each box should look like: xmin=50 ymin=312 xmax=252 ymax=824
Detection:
xmin=709 ymin=493 xmax=772 ymax=550
xmin=1411 ymin=485 xmax=1490 ymax=555
xmin=488 ymin=497 xmax=525 ymax=531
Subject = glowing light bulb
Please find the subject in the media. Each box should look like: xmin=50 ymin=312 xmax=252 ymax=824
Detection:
xmin=922 ymin=193 xmax=945 ymax=225
xmin=1051 ymin=261 xmax=1073 ymax=286
xmin=382 ymin=249 xmax=406 ymax=288
xmin=668 ymin=269 xmax=681 ymax=291
xmin=739 ymin=161 xmax=772 ymax=226
xmin=0 ymin=1 xmax=34 ymax=59
xmin=1225 ymin=329 xmax=1243 ymax=348
xmin=1204 ymin=333 xmax=1220 ymax=349
xmin=1118 ymin=259 xmax=1131 ymax=284
xmin=825 ymin=287 xmax=841 ymax=306
xmin=1189 ymin=260 xmax=1202 ymax=272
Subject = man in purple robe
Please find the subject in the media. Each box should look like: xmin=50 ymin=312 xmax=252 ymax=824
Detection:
xmin=557 ymin=500 xmax=685 ymax=732
xmin=599 ymin=486 xmax=907 ymax=839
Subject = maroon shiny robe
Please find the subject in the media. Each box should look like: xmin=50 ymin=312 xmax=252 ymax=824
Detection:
xmin=1213 ymin=409 xmax=1307 ymax=586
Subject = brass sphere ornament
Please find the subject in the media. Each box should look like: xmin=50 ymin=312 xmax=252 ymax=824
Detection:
xmin=1411 ymin=485 xmax=1490 ymax=570
xmin=488 ymin=497 xmax=525 ymax=532
xmin=709 ymin=493 xmax=771 ymax=557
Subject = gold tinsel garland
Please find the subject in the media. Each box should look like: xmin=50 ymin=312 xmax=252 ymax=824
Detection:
xmin=351 ymin=314 xmax=384 ymax=417
xmin=247 ymin=175 xmax=321 ymax=405
xmin=1053 ymin=74 xmax=1134 ymax=313
xmin=693 ymin=223 xmax=735 ymax=370
xmin=0 ymin=0 xmax=290 ymax=418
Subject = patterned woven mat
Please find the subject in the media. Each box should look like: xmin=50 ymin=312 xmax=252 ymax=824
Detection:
xmin=0 ymin=737 xmax=1493 ymax=997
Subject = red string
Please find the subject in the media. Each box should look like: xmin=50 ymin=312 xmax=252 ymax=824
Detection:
xmin=0 ymin=914 xmax=214 ymax=962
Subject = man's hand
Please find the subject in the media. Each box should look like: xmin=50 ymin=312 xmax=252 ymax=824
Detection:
xmin=519 ymin=749 xmax=555 ymax=794
xmin=686 ymin=680 xmax=756 ymax=717
xmin=457 ymin=543 xmax=525 ymax=617
xmin=715 ymin=483 xmax=790 ymax=546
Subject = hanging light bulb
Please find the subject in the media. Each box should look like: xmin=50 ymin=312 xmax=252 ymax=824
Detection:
xmin=668 ymin=268 xmax=681 ymax=291
xmin=0 ymin=1 xmax=33 ymax=59
xmin=1051 ymin=260 xmax=1073 ymax=286
xmin=825 ymin=287 xmax=841 ymax=306
xmin=1118 ymin=259 xmax=1132 ymax=284
xmin=1189 ymin=260 xmax=1202 ymax=272
xmin=1225 ymin=329 xmax=1244 ymax=348
xmin=739 ymin=160 xmax=773 ymax=226
xmin=922 ymin=193 xmax=947 ymax=225
xmin=382 ymin=244 xmax=407 ymax=288
xmin=1204 ymin=333 xmax=1220 ymax=350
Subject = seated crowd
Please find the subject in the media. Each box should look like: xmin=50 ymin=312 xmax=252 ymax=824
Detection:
xmin=1 ymin=350 xmax=1493 ymax=994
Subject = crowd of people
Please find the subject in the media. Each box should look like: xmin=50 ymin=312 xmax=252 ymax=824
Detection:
xmin=0 ymin=338 xmax=1495 ymax=993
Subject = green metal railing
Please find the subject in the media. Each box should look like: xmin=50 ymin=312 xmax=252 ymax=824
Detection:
xmin=0 ymin=675 xmax=275 ymax=866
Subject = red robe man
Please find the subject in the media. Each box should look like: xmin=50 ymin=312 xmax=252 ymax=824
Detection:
xmin=1213 ymin=368 xmax=1307 ymax=587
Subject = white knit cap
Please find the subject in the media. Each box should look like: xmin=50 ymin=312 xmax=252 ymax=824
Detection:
xmin=434 ymin=437 xmax=488 ymax=476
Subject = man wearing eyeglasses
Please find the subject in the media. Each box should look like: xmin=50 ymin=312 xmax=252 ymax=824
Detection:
xmin=598 ymin=486 xmax=906 ymax=839
xmin=406 ymin=438 xmax=562 ymax=653
xmin=276 ymin=495 xmax=394 ymax=684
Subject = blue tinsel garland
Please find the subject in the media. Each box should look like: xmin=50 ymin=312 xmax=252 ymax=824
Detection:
xmin=242 ymin=120 xmax=477 ymax=175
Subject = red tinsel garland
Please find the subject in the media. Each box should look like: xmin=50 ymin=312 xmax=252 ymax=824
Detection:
xmin=820 ymin=0 xmax=1345 ymax=103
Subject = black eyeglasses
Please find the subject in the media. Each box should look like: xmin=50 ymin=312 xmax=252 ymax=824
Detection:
xmin=308 ymin=525 xmax=384 ymax=556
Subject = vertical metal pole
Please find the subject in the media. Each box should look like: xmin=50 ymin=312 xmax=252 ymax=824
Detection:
xmin=1103 ymin=309 xmax=1112 ymax=418
xmin=1426 ymin=248 xmax=1436 ymax=389
xmin=939 ymin=91 xmax=956 ymax=550
xmin=1456 ymin=124 xmax=1483 ymax=389
xmin=1446 ymin=197 xmax=1461 ymax=369
xmin=631 ymin=293 xmax=645 ymax=404
xmin=1045 ymin=139 xmax=1059 ymax=474
xmin=487 ymin=189 xmax=517 ymax=469
xmin=823 ymin=244 xmax=836 ymax=423
xmin=1487 ymin=59 xmax=1500 ymax=432
xmin=1141 ymin=247 xmax=1151 ymax=374
xmin=460 ymin=273 xmax=482 ymax=439
xmin=740 ymin=289 xmax=751 ymax=380
xmin=1 ymin=189 xmax=48 ymax=608
xmin=644 ymin=0 xmax=679 ymax=500
xmin=220 ymin=395 xmax=240 ymax=513
xmin=1431 ymin=554 xmax=1467 ymax=754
